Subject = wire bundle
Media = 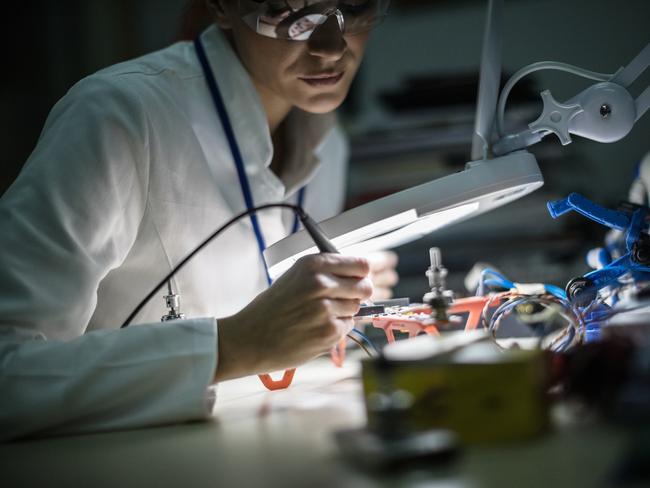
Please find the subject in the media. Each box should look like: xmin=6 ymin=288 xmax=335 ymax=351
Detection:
xmin=477 ymin=268 xmax=566 ymax=299
xmin=476 ymin=269 xmax=584 ymax=351
xmin=348 ymin=328 xmax=380 ymax=357
xmin=482 ymin=292 xmax=583 ymax=352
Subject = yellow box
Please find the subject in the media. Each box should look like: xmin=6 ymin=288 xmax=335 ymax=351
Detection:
xmin=361 ymin=347 xmax=548 ymax=444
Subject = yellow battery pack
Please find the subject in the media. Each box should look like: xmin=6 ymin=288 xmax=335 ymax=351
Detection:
xmin=361 ymin=339 xmax=548 ymax=444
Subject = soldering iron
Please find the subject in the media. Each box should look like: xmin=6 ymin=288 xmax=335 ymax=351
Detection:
xmin=121 ymin=203 xmax=340 ymax=329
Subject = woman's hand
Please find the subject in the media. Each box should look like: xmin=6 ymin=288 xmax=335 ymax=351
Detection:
xmin=365 ymin=251 xmax=399 ymax=301
xmin=214 ymin=253 xmax=372 ymax=381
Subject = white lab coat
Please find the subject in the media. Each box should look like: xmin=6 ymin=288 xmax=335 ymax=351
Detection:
xmin=0 ymin=26 xmax=348 ymax=441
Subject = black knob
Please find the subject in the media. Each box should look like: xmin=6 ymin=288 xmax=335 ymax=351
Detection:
xmin=632 ymin=236 xmax=650 ymax=265
xmin=565 ymin=277 xmax=597 ymax=307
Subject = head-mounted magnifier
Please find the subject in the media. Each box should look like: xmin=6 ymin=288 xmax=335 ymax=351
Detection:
xmin=238 ymin=0 xmax=390 ymax=41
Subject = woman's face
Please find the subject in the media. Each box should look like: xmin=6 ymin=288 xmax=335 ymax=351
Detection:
xmin=218 ymin=1 xmax=371 ymax=114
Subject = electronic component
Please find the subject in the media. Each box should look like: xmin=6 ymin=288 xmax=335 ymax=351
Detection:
xmin=423 ymin=247 xmax=454 ymax=321
xmin=161 ymin=281 xmax=186 ymax=322
xmin=335 ymin=352 xmax=459 ymax=470
xmin=360 ymin=334 xmax=549 ymax=444
xmin=548 ymin=193 xmax=650 ymax=306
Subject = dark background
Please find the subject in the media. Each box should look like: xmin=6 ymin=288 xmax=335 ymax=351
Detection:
xmin=2 ymin=0 xmax=649 ymax=300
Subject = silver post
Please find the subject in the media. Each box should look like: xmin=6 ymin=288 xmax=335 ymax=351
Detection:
xmin=161 ymin=280 xmax=186 ymax=322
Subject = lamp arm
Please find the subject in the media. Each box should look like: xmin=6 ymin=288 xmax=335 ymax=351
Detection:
xmin=635 ymin=85 xmax=650 ymax=123
xmin=493 ymin=42 xmax=649 ymax=156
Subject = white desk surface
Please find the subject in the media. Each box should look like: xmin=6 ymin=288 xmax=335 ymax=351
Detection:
xmin=0 ymin=354 xmax=631 ymax=488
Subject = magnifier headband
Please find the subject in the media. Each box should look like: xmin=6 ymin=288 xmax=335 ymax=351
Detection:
xmin=239 ymin=0 xmax=390 ymax=41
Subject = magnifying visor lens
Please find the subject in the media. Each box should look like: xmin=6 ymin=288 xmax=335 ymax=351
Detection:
xmin=239 ymin=0 xmax=390 ymax=41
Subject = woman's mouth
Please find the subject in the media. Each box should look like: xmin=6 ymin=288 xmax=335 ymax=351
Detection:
xmin=299 ymin=72 xmax=344 ymax=87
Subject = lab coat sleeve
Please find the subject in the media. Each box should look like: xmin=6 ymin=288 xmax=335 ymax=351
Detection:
xmin=0 ymin=319 xmax=218 ymax=441
xmin=0 ymin=74 xmax=217 ymax=441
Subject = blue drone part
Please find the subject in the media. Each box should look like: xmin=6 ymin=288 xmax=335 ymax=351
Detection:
xmin=547 ymin=192 xmax=650 ymax=306
xmin=584 ymin=323 xmax=601 ymax=343
xmin=582 ymin=305 xmax=613 ymax=343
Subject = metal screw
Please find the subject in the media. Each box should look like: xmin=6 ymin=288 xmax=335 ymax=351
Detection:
xmin=566 ymin=277 xmax=597 ymax=307
xmin=600 ymin=104 xmax=612 ymax=118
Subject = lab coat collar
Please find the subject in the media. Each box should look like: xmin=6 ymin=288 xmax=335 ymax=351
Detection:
xmin=199 ymin=26 xmax=336 ymax=198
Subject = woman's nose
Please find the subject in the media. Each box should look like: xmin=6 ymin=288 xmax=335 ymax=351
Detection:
xmin=307 ymin=14 xmax=347 ymax=62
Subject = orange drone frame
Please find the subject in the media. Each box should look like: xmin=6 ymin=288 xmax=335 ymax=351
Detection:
xmin=257 ymin=295 xmax=506 ymax=390
xmin=258 ymin=339 xmax=347 ymax=390
xmin=370 ymin=295 xmax=505 ymax=342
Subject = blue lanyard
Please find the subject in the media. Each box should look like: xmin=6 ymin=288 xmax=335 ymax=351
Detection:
xmin=195 ymin=37 xmax=305 ymax=285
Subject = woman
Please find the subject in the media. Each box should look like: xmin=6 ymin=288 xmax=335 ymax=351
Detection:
xmin=0 ymin=0 xmax=395 ymax=440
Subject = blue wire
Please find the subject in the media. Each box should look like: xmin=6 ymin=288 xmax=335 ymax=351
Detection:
xmin=478 ymin=268 xmax=514 ymax=295
xmin=483 ymin=278 xmax=512 ymax=289
xmin=555 ymin=325 xmax=576 ymax=352
xmin=481 ymin=268 xmax=514 ymax=287
xmin=489 ymin=297 xmax=526 ymax=333
xmin=349 ymin=328 xmax=379 ymax=354
xmin=490 ymin=295 xmax=579 ymax=352
xmin=544 ymin=284 xmax=567 ymax=299
xmin=480 ymin=267 xmax=567 ymax=300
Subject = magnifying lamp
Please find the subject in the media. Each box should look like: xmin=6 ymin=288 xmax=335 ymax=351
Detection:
xmin=266 ymin=150 xmax=543 ymax=278
xmin=266 ymin=0 xmax=544 ymax=279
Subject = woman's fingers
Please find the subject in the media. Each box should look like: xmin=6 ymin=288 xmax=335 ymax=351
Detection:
xmin=300 ymin=253 xmax=370 ymax=278
xmin=371 ymin=268 xmax=399 ymax=288
xmin=365 ymin=251 xmax=399 ymax=274
xmin=365 ymin=251 xmax=399 ymax=301
xmin=370 ymin=286 xmax=393 ymax=301
xmin=312 ymin=274 xmax=374 ymax=300
xmin=323 ymin=298 xmax=362 ymax=317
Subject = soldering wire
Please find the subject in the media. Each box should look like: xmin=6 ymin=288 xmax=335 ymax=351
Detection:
xmin=496 ymin=61 xmax=619 ymax=137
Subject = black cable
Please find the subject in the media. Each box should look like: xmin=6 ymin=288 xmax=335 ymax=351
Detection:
xmin=121 ymin=203 xmax=300 ymax=328
xmin=348 ymin=328 xmax=379 ymax=356
xmin=346 ymin=334 xmax=372 ymax=358
xmin=121 ymin=202 xmax=372 ymax=361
